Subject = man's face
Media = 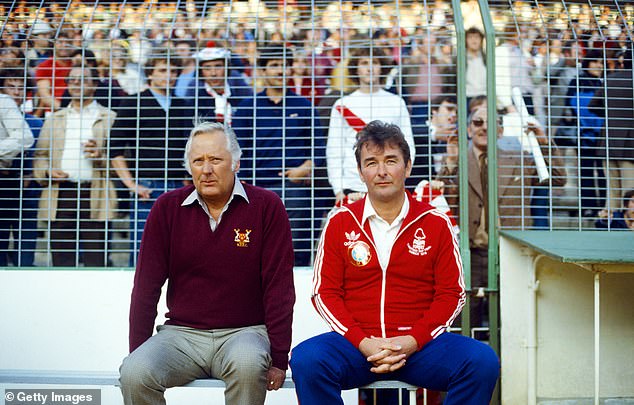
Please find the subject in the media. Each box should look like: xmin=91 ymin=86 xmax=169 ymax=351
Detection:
xmin=292 ymin=55 xmax=307 ymax=75
xmin=200 ymin=59 xmax=227 ymax=91
xmin=31 ymin=32 xmax=51 ymax=49
xmin=66 ymin=67 xmax=96 ymax=101
xmin=356 ymin=57 xmax=381 ymax=87
xmin=261 ymin=59 xmax=289 ymax=89
xmin=358 ymin=141 xmax=411 ymax=204
xmin=466 ymin=32 xmax=483 ymax=53
xmin=190 ymin=131 xmax=238 ymax=205
xmin=468 ymin=106 xmax=502 ymax=152
xmin=587 ymin=59 xmax=603 ymax=78
xmin=174 ymin=43 xmax=191 ymax=60
xmin=2 ymin=78 xmax=25 ymax=105
xmin=149 ymin=61 xmax=178 ymax=92
xmin=431 ymin=100 xmax=457 ymax=133
xmin=55 ymin=36 xmax=75 ymax=59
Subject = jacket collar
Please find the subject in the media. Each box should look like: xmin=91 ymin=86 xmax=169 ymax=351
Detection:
xmin=344 ymin=190 xmax=436 ymax=228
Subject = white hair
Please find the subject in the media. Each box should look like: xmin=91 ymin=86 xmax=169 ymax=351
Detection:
xmin=183 ymin=122 xmax=242 ymax=174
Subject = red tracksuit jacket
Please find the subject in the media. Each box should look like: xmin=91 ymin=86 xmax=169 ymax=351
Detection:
xmin=312 ymin=193 xmax=465 ymax=349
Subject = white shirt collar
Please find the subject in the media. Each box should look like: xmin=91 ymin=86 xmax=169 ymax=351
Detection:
xmin=68 ymin=99 xmax=100 ymax=114
xmin=361 ymin=193 xmax=409 ymax=226
xmin=181 ymin=175 xmax=249 ymax=208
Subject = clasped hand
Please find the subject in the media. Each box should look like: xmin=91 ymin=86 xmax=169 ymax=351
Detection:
xmin=359 ymin=335 xmax=418 ymax=374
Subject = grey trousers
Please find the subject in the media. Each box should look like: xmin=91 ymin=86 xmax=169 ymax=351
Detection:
xmin=119 ymin=324 xmax=271 ymax=405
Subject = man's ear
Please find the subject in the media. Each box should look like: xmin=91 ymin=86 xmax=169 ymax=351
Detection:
xmin=233 ymin=160 xmax=241 ymax=173
xmin=405 ymin=159 xmax=412 ymax=178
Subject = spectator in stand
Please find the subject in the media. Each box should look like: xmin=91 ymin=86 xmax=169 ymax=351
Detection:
xmin=109 ymin=40 xmax=147 ymax=96
xmin=564 ymin=49 xmax=605 ymax=218
xmin=33 ymin=65 xmax=117 ymax=267
xmin=595 ymin=189 xmax=634 ymax=231
xmin=0 ymin=69 xmax=35 ymax=266
xmin=288 ymin=50 xmax=325 ymax=106
xmin=407 ymin=95 xmax=457 ymax=189
xmin=186 ymin=47 xmax=252 ymax=125
xmin=327 ymin=46 xmax=414 ymax=205
xmin=590 ymin=43 xmax=634 ymax=213
xmin=464 ymin=27 xmax=487 ymax=108
xmin=34 ymin=29 xmax=75 ymax=115
xmin=233 ymin=43 xmax=324 ymax=266
xmin=26 ymin=20 xmax=53 ymax=69
xmin=60 ymin=50 xmax=126 ymax=110
xmin=436 ymin=105 xmax=565 ymax=330
xmin=403 ymin=33 xmax=447 ymax=126
xmin=495 ymin=24 xmax=536 ymax=114
xmin=550 ymin=41 xmax=582 ymax=144
xmin=173 ymin=39 xmax=197 ymax=98
xmin=110 ymin=49 xmax=193 ymax=266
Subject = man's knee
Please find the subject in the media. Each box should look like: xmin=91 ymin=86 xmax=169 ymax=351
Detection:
xmin=289 ymin=338 xmax=327 ymax=379
xmin=466 ymin=342 xmax=500 ymax=383
xmin=119 ymin=353 xmax=160 ymax=390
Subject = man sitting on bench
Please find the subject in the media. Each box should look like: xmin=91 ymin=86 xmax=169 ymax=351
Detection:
xmin=119 ymin=122 xmax=295 ymax=405
xmin=290 ymin=121 xmax=499 ymax=404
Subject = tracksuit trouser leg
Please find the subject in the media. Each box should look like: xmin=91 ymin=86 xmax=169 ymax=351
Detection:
xmin=290 ymin=331 xmax=499 ymax=405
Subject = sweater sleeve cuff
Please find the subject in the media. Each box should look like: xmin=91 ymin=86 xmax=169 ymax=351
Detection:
xmin=271 ymin=351 xmax=289 ymax=371
xmin=344 ymin=326 xmax=368 ymax=349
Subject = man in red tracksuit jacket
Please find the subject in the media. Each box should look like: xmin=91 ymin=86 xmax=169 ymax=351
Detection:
xmin=290 ymin=120 xmax=499 ymax=405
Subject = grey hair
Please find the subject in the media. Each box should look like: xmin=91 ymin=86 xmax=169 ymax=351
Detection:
xmin=183 ymin=122 xmax=242 ymax=174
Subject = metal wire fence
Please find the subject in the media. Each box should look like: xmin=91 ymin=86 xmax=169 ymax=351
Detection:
xmin=0 ymin=0 xmax=632 ymax=268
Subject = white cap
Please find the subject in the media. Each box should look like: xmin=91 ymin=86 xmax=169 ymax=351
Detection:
xmin=31 ymin=20 xmax=52 ymax=35
xmin=196 ymin=47 xmax=230 ymax=62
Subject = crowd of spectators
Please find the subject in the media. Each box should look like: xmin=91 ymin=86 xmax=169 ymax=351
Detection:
xmin=0 ymin=0 xmax=633 ymax=269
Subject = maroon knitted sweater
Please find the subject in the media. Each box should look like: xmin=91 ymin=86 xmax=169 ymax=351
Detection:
xmin=128 ymin=183 xmax=295 ymax=369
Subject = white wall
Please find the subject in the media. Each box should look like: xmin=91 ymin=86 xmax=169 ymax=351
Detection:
xmin=500 ymin=236 xmax=634 ymax=404
xmin=0 ymin=269 xmax=358 ymax=404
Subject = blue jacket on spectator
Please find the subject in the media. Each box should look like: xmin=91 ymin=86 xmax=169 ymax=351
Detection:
xmin=231 ymin=90 xmax=325 ymax=187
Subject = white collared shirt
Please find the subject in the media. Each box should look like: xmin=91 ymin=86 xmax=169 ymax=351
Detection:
xmin=61 ymin=100 xmax=100 ymax=182
xmin=181 ymin=175 xmax=248 ymax=231
xmin=362 ymin=194 xmax=409 ymax=270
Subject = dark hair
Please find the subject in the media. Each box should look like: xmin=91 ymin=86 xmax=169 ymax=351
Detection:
xmin=354 ymin=120 xmax=411 ymax=168
xmin=0 ymin=68 xmax=30 ymax=88
xmin=257 ymin=43 xmax=290 ymax=68
xmin=624 ymin=189 xmax=634 ymax=209
xmin=347 ymin=46 xmax=391 ymax=86
xmin=582 ymin=49 xmax=603 ymax=69
xmin=465 ymin=27 xmax=484 ymax=38
xmin=431 ymin=95 xmax=457 ymax=112
xmin=174 ymin=39 xmax=196 ymax=49
xmin=70 ymin=49 xmax=99 ymax=80
xmin=145 ymin=48 xmax=181 ymax=78
xmin=468 ymin=95 xmax=488 ymax=113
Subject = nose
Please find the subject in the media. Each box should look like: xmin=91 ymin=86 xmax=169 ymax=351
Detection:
xmin=202 ymin=160 xmax=214 ymax=173
xmin=376 ymin=162 xmax=388 ymax=177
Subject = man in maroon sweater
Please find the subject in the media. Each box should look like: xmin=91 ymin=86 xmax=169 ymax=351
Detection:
xmin=119 ymin=122 xmax=295 ymax=405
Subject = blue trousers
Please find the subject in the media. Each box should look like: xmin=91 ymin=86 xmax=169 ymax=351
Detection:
xmin=290 ymin=332 xmax=499 ymax=405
